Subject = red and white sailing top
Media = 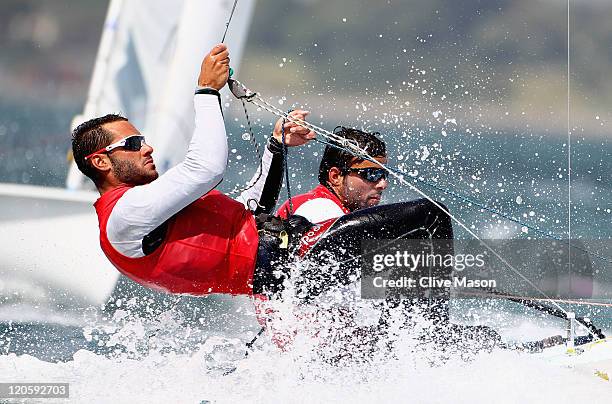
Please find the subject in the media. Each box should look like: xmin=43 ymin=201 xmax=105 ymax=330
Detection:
xmin=95 ymin=186 xmax=259 ymax=295
xmin=276 ymin=184 xmax=351 ymax=256
xmin=93 ymin=93 xmax=276 ymax=295
xmin=276 ymin=184 xmax=350 ymax=223
xmin=95 ymin=94 xmax=282 ymax=295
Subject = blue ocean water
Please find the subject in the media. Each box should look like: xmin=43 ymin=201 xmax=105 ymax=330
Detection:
xmin=0 ymin=101 xmax=611 ymax=381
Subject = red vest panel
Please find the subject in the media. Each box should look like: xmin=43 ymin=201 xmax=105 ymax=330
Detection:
xmin=276 ymin=184 xmax=348 ymax=256
xmin=276 ymin=184 xmax=350 ymax=219
xmin=94 ymin=186 xmax=259 ymax=295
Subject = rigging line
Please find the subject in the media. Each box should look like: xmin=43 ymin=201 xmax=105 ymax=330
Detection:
xmin=456 ymin=290 xmax=606 ymax=342
xmin=248 ymin=96 xmax=374 ymax=158
xmin=567 ymin=0 xmax=573 ymax=294
xmin=245 ymin=326 xmax=266 ymax=351
xmin=244 ymin=89 xmax=612 ymax=266
xmin=457 ymin=290 xmax=612 ymax=308
xmin=281 ymin=115 xmax=294 ymax=215
xmin=226 ymin=82 xmax=363 ymax=151
xmin=225 ymin=99 xmax=264 ymax=196
xmin=251 ymin=99 xmax=336 ymax=139
xmin=229 ymin=79 xmax=606 ymax=340
xmin=221 ymin=0 xmax=239 ymax=43
xmin=508 ymin=298 xmax=604 ymax=340
xmin=219 ymin=0 xmax=266 ymax=197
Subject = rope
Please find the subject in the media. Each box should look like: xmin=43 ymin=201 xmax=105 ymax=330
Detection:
xmin=507 ymin=298 xmax=605 ymax=340
xmin=457 ymin=290 xmax=612 ymax=308
xmin=221 ymin=0 xmax=239 ymax=43
xmin=225 ymin=98 xmax=264 ymax=197
xmin=228 ymin=78 xmax=609 ymax=341
xmin=281 ymin=112 xmax=294 ymax=215
xmin=229 ymin=79 xmax=612 ymax=264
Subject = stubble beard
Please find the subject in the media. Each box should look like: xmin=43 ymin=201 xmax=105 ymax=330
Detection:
xmin=110 ymin=155 xmax=158 ymax=185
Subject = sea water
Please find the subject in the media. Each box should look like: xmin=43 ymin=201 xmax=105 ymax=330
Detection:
xmin=1 ymin=294 xmax=611 ymax=403
xmin=1 ymin=131 xmax=611 ymax=402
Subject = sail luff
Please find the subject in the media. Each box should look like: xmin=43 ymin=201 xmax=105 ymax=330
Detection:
xmin=66 ymin=0 xmax=125 ymax=190
xmin=146 ymin=0 xmax=256 ymax=173
xmin=81 ymin=0 xmax=126 ymax=120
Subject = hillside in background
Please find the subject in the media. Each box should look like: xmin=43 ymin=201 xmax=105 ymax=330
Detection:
xmin=0 ymin=0 xmax=611 ymax=187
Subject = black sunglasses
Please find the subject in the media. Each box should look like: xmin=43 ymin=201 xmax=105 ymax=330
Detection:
xmin=84 ymin=135 xmax=146 ymax=160
xmin=345 ymin=167 xmax=388 ymax=182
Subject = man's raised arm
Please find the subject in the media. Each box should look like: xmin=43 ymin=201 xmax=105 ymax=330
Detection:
xmin=234 ymin=109 xmax=316 ymax=214
xmin=107 ymin=44 xmax=231 ymax=258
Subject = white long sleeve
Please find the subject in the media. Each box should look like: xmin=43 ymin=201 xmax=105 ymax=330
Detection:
xmin=293 ymin=198 xmax=346 ymax=223
xmin=106 ymin=94 xmax=228 ymax=258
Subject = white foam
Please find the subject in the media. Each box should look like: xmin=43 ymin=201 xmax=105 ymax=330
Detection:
xmin=1 ymin=337 xmax=610 ymax=403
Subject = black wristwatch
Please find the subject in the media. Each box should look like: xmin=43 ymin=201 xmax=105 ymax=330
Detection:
xmin=195 ymin=86 xmax=220 ymax=97
xmin=267 ymin=136 xmax=285 ymax=154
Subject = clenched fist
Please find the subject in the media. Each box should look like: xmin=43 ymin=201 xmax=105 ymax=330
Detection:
xmin=198 ymin=44 xmax=230 ymax=90
xmin=272 ymin=109 xmax=316 ymax=147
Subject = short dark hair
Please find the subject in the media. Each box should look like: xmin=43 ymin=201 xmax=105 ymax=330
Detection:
xmin=71 ymin=114 xmax=127 ymax=185
xmin=318 ymin=127 xmax=386 ymax=185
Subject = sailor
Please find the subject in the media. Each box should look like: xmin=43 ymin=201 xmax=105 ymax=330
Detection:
xmin=277 ymin=127 xmax=388 ymax=222
xmin=275 ymin=127 xmax=454 ymax=321
xmin=72 ymin=43 xmax=454 ymax=310
xmin=72 ymin=44 xmax=310 ymax=296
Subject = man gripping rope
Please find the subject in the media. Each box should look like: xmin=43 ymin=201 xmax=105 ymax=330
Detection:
xmin=72 ymin=44 xmax=315 ymax=296
xmin=277 ymin=127 xmax=389 ymax=222
xmin=72 ymin=44 xmax=455 ymax=318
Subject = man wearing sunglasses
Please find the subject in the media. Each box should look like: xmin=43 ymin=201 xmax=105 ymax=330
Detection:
xmin=275 ymin=126 xmax=458 ymax=324
xmin=277 ymin=127 xmax=388 ymax=222
xmin=72 ymin=44 xmax=454 ymax=326
xmin=72 ymin=44 xmax=317 ymax=296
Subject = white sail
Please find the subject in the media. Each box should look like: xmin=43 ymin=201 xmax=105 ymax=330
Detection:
xmin=66 ymin=0 xmax=186 ymax=190
xmin=1 ymin=0 xmax=256 ymax=310
xmin=147 ymin=0 xmax=256 ymax=172
xmin=67 ymin=0 xmax=256 ymax=187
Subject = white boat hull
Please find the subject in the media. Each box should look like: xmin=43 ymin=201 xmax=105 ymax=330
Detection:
xmin=0 ymin=183 xmax=119 ymax=309
xmin=536 ymin=337 xmax=612 ymax=382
